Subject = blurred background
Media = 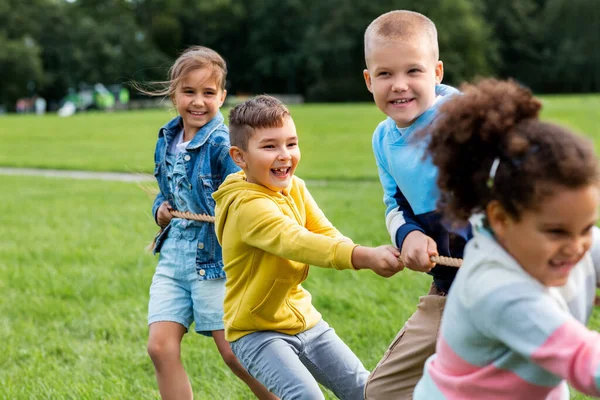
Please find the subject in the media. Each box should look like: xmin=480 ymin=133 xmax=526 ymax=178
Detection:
xmin=2 ymin=0 xmax=599 ymax=114
xmin=1 ymin=2 xmax=599 ymax=398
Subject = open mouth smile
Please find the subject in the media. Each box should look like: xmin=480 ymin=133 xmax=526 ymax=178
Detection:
xmin=271 ymin=167 xmax=291 ymax=178
xmin=390 ymin=98 xmax=415 ymax=105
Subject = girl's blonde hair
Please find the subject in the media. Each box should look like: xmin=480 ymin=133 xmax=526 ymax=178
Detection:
xmin=135 ymin=46 xmax=227 ymax=100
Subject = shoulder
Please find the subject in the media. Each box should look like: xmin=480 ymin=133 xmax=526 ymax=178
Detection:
xmin=459 ymin=239 xmax=545 ymax=311
xmin=372 ymin=118 xmax=396 ymax=156
xmin=207 ymin=124 xmax=231 ymax=147
xmin=154 ymin=117 xmax=180 ymax=153
xmin=158 ymin=116 xmax=182 ymax=138
xmin=288 ymin=176 xmax=310 ymax=198
xmin=462 ymin=262 xmax=536 ymax=306
xmin=436 ymin=83 xmax=460 ymax=98
xmin=416 ymin=84 xmax=460 ymax=124
xmin=234 ymin=192 xmax=283 ymax=221
xmin=291 ymin=175 xmax=306 ymax=189
xmin=372 ymin=118 xmax=393 ymax=140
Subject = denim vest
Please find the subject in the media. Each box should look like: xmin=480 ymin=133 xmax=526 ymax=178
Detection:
xmin=151 ymin=112 xmax=240 ymax=280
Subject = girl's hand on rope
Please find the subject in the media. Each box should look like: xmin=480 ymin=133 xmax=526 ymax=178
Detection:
xmin=400 ymin=231 xmax=437 ymax=273
xmin=156 ymin=201 xmax=174 ymax=228
xmin=351 ymin=245 xmax=404 ymax=278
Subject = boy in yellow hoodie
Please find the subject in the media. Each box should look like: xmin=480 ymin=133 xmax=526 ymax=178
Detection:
xmin=213 ymin=95 xmax=404 ymax=400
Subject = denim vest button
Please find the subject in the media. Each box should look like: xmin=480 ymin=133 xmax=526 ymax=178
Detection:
xmin=199 ymin=269 xmax=206 ymax=276
xmin=184 ymin=155 xmax=191 ymax=161
xmin=198 ymin=242 xmax=204 ymax=249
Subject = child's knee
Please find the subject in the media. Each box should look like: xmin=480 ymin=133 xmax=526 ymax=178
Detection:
xmin=147 ymin=336 xmax=180 ymax=364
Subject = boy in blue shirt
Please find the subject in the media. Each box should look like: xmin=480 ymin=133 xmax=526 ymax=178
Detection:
xmin=361 ymin=10 xmax=471 ymax=399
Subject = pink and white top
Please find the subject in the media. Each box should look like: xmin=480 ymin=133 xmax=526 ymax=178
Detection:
xmin=414 ymin=218 xmax=600 ymax=400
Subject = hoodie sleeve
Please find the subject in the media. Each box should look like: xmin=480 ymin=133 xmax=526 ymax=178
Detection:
xmin=235 ymin=196 xmax=357 ymax=270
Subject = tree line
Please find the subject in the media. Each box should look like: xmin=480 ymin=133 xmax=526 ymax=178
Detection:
xmin=1 ymin=0 xmax=598 ymax=110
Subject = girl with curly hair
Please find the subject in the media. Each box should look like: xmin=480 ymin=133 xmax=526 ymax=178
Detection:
xmin=414 ymin=78 xmax=600 ymax=399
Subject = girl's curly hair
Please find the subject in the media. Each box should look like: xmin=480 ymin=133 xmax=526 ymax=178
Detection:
xmin=427 ymin=78 xmax=599 ymax=223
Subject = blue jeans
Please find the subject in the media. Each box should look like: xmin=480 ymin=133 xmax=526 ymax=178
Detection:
xmin=231 ymin=319 xmax=368 ymax=400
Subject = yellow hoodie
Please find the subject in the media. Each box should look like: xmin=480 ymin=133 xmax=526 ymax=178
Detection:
xmin=213 ymin=171 xmax=358 ymax=341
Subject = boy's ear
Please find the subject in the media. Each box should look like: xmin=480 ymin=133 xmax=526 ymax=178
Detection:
xmin=363 ymin=69 xmax=373 ymax=93
xmin=229 ymin=146 xmax=247 ymax=169
xmin=435 ymin=61 xmax=444 ymax=84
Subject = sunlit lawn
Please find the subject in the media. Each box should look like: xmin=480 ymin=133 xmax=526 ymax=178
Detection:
xmin=0 ymin=175 xmax=428 ymax=399
xmin=1 ymin=96 xmax=599 ymax=399
xmin=1 ymin=94 xmax=599 ymax=178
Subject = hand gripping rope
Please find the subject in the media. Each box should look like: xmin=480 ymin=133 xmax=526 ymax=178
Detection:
xmin=167 ymin=211 xmax=463 ymax=267
xmin=147 ymin=210 xmax=215 ymax=251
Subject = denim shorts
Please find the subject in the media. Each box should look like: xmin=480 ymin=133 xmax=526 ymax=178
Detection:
xmin=148 ymin=233 xmax=225 ymax=336
xmin=231 ymin=319 xmax=368 ymax=399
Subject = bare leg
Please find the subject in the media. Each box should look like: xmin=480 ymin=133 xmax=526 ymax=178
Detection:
xmin=148 ymin=321 xmax=192 ymax=400
xmin=212 ymin=330 xmax=279 ymax=400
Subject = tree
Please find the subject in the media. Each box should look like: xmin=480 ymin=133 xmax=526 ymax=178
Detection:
xmin=538 ymin=0 xmax=600 ymax=92
xmin=0 ymin=35 xmax=44 ymax=110
xmin=480 ymin=0 xmax=547 ymax=89
xmin=301 ymin=0 xmax=494 ymax=101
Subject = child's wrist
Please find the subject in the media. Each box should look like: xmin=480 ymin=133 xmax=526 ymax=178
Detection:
xmin=351 ymin=246 xmax=369 ymax=270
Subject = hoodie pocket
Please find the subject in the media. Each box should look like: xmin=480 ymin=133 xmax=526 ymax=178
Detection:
xmin=249 ymin=278 xmax=303 ymax=331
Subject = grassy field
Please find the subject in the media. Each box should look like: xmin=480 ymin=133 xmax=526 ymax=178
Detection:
xmin=1 ymin=94 xmax=599 ymax=177
xmin=1 ymin=96 xmax=599 ymax=399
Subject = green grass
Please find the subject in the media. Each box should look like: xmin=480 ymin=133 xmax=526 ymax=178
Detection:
xmin=3 ymin=177 xmax=597 ymax=400
xmin=0 ymin=105 xmax=384 ymax=179
xmin=2 ymin=95 xmax=598 ymax=178
xmin=0 ymin=175 xmax=431 ymax=399
xmin=2 ymin=96 xmax=600 ymax=399
xmin=539 ymin=94 xmax=600 ymax=140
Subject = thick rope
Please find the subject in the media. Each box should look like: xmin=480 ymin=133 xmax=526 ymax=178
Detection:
xmin=398 ymin=255 xmax=463 ymax=268
xmin=169 ymin=210 xmax=215 ymax=223
xmin=147 ymin=210 xmax=214 ymax=252
xmin=430 ymin=255 xmax=462 ymax=267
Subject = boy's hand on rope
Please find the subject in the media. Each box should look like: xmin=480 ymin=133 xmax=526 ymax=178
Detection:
xmin=400 ymin=231 xmax=438 ymax=273
xmin=156 ymin=201 xmax=174 ymax=228
xmin=352 ymin=245 xmax=404 ymax=278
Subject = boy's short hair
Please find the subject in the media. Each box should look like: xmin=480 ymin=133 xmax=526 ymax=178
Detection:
xmin=229 ymin=95 xmax=291 ymax=150
xmin=364 ymin=10 xmax=439 ymax=66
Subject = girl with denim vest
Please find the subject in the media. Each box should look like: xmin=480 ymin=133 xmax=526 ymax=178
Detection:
xmin=141 ymin=46 xmax=276 ymax=400
xmin=413 ymin=79 xmax=600 ymax=399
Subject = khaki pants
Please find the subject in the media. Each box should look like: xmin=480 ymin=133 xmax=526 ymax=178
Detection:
xmin=364 ymin=285 xmax=447 ymax=400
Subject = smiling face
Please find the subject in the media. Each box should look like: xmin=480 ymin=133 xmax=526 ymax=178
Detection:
xmin=489 ymin=184 xmax=600 ymax=287
xmin=364 ymin=37 xmax=443 ymax=128
xmin=173 ymin=67 xmax=226 ymax=139
xmin=231 ymin=117 xmax=300 ymax=192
